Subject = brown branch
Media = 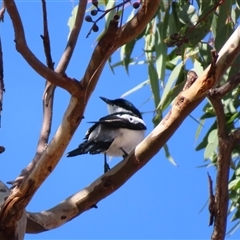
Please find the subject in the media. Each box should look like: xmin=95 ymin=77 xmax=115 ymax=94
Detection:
xmin=0 ymin=181 xmax=26 ymax=240
xmin=3 ymin=0 xmax=82 ymax=97
xmin=43 ymin=0 xmax=88 ymax=103
xmin=9 ymin=0 xmax=88 ymax=188
xmin=208 ymin=94 xmax=232 ymax=240
xmin=210 ymin=72 xmax=240 ymax=98
xmin=0 ymin=37 xmax=4 ymax=127
xmin=0 ymin=0 xmax=160 ymax=235
xmin=9 ymin=0 xmax=55 ymax=189
xmin=0 ymin=2 xmax=5 ymax=22
xmin=183 ymin=70 xmax=198 ymax=90
xmin=25 ymin=26 xmax=240 ymax=233
xmin=207 ymin=172 xmax=216 ymax=226
xmin=40 ymin=0 xmax=54 ymax=70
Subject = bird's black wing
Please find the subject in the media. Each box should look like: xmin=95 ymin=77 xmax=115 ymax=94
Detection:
xmin=89 ymin=112 xmax=146 ymax=130
xmin=66 ymin=138 xmax=114 ymax=157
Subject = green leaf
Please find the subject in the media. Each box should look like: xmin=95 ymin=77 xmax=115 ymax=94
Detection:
xmin=226 ymin=221 xmax=240 ymax=236
xmin=198 ymin=42 xmax=213 ymax=69
xmin=178 ymin=4 xmax=198 ymax=25
xmin=215 ymin=23 xmax=234 ymax=51
xmin=67 ymin=6 xmax=78 ymax=37
xmin=120 ymin=9 xmax=136 ymax=74
xmin=196 ymin=121 xmax=217 ymax=151
xmin=121 ymin=80 xmax=149 ymax=98
xmin=158 ymin=81 xmax=185 ymax=112
xmin=184 ymin=3 xmax=215 ymax=47
xmin=157 ymin=61 xmax=183 ymax=111
xmin=120 ymin=39 xmax=136 ymax=75
xmin=229 ymin=178 xmax=240 ymax=190
xmin=195 ymin=119 xmax=205 ymax=142
xmin=163 ymin=144 xmax=177 ymax=166
xmin=204 ymin=129 xmax=218 ymax=160
xmin=148 ymin=63 xmax=160 ymax=108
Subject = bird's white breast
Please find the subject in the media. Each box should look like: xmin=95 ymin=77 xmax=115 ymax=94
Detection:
xmin=106 ymin=128 xmax=145 ymax=156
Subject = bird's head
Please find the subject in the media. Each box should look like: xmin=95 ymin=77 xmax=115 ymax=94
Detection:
xmin=100 ymin=96 xmax=142 ymax=119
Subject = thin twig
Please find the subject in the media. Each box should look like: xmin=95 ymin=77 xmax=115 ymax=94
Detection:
xmin=44 ymin=0 xmax=88 ymax=105
xmin=0 ymin=2 xmax=5 ymax=22
xmin=207 ymin=172 xmax=216 ymax=226
xmin=40 ymin=0 xmax=54 ymax=70
xmin=4 ymin=0 xmax=82 ymax=97
xmin=86 ymin=0 xmax=131 ymax=38
xmin=0 ymin=37 xmax=4 ymax=127
xmin=210 ymin=72 xmax=240 ymax=98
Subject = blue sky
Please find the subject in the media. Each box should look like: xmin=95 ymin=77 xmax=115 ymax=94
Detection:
xmin=0 ymin=1 xmax=239 ymax=239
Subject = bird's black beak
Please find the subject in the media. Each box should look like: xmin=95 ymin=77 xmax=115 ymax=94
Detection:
xmin=99 ymin=96 xmax=112 ymax=104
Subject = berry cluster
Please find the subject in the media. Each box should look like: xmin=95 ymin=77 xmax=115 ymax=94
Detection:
xmin=85 ymin=0 xmax=141 ymax=37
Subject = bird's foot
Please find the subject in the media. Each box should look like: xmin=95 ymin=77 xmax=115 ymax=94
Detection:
xmin=104 ymin=162 xmax=110 ymax=173
xmin=120 ymin=147 xmax=128 ymax=158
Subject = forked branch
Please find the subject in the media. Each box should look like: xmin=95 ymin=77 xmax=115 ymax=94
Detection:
xmin=3 ymin=0 xmax=82 ymax=97
xmin=0 ymin=0 xmax=160 ymax=237
xmin=25 ymin=26 xmax=240 ymax=234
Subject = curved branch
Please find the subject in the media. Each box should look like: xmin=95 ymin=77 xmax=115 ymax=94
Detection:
xmin=3 ymin=0 xmax=82 ymax=97
xmin=9 ymin=0 xmax=88 ymax=188
xmin=0 ymin=0 xmax=161 ymax=234
xmin=210 ymin=72 xmax=240 ymax=98
xmin=208 ymin=95 xmax=232 ymax=240
xmin=25 ymin=26 xmax=240 ymax=233
xmin=0 ymin=181 xmax=26 ymax=240
xmin=56 ymin=0 xmax=87 ymax=73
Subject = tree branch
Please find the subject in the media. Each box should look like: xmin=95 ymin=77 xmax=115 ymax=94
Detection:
xmin=3 ymin=0 xmax=82 ymax=97
xmin=208 ymin=93 xmax=232 ymax=239
xmin=210 ymin=72 xmax=240 ymax=98
xmin=0 ymin=37 xmax=4 ymax=128
xmin=0 ymin=181 xmax=26 ymax=240
xmin=0 ymin=0 xmax=161 ymax=235
xmin=9 ymin=0 xmax=88 ymax=188
xmin=230 ymin=128 xmax=240 ymax=146
xmin=44 ymin=0 xmax=88 ymax=103
xmin=25 ymin=26 xmax=240 ymax=233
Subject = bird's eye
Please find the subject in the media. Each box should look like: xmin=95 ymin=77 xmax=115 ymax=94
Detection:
xmin=129 ymin=117 xmax=133 ymax=122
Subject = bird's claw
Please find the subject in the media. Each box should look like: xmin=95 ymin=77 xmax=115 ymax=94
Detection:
xmin=104 ymin=162 xmax=110 ymax=173
xmin=120 ymin=147 xmax=128 ymax=158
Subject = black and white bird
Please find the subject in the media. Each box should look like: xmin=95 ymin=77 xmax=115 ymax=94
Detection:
xmin=67 ymin=97 xmax=146 ymax=172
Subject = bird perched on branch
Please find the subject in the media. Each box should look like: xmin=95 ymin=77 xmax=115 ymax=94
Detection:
xmin=67 ymin=97 xmax=146 ymax=172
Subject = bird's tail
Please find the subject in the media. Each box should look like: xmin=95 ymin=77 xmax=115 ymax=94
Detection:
xmin=66 ymin=142 xmax=89 ymax=157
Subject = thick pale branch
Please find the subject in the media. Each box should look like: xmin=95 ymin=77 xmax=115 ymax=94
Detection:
xmin=0 ymin=0 xmax=161 ymax=234
xmin=80 ymin=0 xmax=159 ymax=96
xmin=25 ymin=27 xmax=240 ymax=233
xmin=0 ymin=181 xmax=26 ymax=240
xmin=4 ymin=0 xmax=82 ymax=97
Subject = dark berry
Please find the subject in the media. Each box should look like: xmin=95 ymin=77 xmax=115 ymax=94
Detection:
xmin=91 ymin=10 xmax=98 ymax=16
xmin=133 ymin=2 xmax=140 ymax=9
xmin=85 ymin=15 xmax=93 ymax=22
xmin=92 ymin=23 xmax=99 ymax=32
xmin=114 ymin=14 xmax=120 ymax=20
xmin=92 ymin=0 xmax=98 ymax=7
